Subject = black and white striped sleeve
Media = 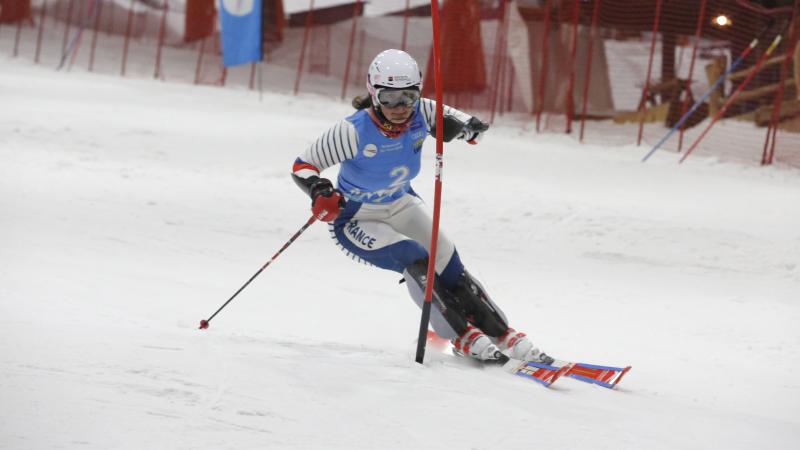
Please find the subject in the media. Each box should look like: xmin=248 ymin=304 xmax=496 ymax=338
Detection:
xmin=299 ymin=119 xmax=359 ymax=172
xmin=419 ymin=98 xmax=473 ymax=134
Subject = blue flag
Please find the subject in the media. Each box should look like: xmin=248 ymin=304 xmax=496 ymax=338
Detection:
xmin=219 ymin=0 xmax=262 ymax=67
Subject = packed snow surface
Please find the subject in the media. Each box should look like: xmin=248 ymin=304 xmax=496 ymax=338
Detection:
xmin=1 ymin=58 xmax=799 ymax=450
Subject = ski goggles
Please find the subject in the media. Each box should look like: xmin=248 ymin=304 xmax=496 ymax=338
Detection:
xmin=376 ymin=87 xmax=421 ymax=108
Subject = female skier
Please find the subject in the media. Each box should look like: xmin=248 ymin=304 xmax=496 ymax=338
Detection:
xmin=291 ymin=49 xmax=552 ymax=364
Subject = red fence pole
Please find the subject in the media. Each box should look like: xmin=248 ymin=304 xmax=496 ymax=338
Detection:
xmin=215 ymin=36 xmax=223 ymax=86
xmin=154 ymin=2 xmax=168 ymax=79
xmin=89 ymin=0 xmax=103 ymax=72
xmin=294 ymin=0 xmax=316 ymax=95
xmin=496 ymin=3 xmax=512 ymax=117
xmin=218 ymin=30 xmax=228 ymax=87
xmin=357 ymin=28 xmax=366 ymax=87
xmin=108 ymin=0 xmax=114 ymax=36
xmin=489 ymin=0 xmax=509 ymax=123
xmin=579 ymin=0 xmax=602 ymax=142
xmin=762 ymin=4 xmax=798 ymax=165
xmin=62 ymin=0 xmax=76 ymax=54
xmin=535 ymin=0 xmax=552 ymax=132
xmin=488 ymin=10 xmax=503 ymax=115
xmin=195 ymin=37 xmax=206 ymax=84
xmin=677 ymin=0 xmax=708 ymax=151
xmin=13 ymin=13 xmax=24 ymax=57
xmin=565 ymin=0 xmax=581 ymax=133
xmin=505 ymin=60 xmax=514 ymax=113
xmin=401 ymin=0 xmax=410 ymax=51
xmin=53 ymin=0 xmax=63 ymax=37
xmin=121 ymin=0 xmax=135 ymax=77
xmin=636 ymin=0 xmax=663 ymax=146
xmin=497 ymin=51 xmax=508 ymax=116
xmin=341 ymin=0 xmax=361 ymax=100
xmin=249 ymin=63 xmax=257 ymax=90
xmin=35 ymin=0 xmax=48 ymax=63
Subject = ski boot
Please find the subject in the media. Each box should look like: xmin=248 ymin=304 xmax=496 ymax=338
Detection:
xmin=452 ymin=326 xmax=509 ymax=364
xmin=497 ymin=328 xmax=555 ymax=365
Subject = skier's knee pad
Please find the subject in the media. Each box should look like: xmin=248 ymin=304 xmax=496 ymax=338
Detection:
xmin=450 ymin=270 xmax=509 ymax=337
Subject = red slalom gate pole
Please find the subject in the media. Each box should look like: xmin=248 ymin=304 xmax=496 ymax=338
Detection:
xmin=199 ymin=216 xmax=318 ymax=330
xmin=415 ymin=0 xmax=445 ymax=365
xmin=680 ymin=33 xmax=784 ymax=164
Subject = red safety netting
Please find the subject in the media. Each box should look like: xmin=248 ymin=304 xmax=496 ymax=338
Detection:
xmin=1 ymin=0 xmax=798 ymax=167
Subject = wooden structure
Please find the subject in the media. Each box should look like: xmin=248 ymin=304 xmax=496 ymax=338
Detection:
xmin=704 ymin=40 xmax=799 ymax=130
xmin=616 ymin=22 xmax=799 ymax=132
xmin=613 ymin=77 xmax=707 ymax=128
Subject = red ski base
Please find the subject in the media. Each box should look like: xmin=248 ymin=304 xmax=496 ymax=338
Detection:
xmin=566 ymin=363 xmax=632 ymax=389
xmin=512 ymin=361 xmax=573 ymax=387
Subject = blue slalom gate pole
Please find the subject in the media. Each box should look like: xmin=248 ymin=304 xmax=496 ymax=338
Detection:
xmin=58 ymin=0 xmax=100 ymax=70
xmin=641 ymin=24 xmax=772 ymax=162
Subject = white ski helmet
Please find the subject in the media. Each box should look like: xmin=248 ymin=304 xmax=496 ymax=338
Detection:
xmin=366 ymin=49 xmax=423 ymax=107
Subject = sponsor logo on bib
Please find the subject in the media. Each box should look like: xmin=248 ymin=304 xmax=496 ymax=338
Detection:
xmin=364 ymin=144 xmax=378 ymax=158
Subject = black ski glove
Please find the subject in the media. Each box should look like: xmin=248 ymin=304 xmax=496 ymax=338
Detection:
xmin=461 ymin=117 xmax=489 ymax=144
xmin=430 ymin=115 xmax=469 ymax=143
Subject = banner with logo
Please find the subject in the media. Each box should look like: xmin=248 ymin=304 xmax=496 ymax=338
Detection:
xmin=219 ymin=0 xmax=262 ymax=67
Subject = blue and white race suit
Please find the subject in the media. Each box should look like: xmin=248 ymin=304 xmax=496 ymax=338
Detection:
xmin=292 ymin=99 xmax=480 ymax=337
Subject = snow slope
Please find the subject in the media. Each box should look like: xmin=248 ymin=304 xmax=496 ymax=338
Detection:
xmin=1 ymin=57 xmax=799 ymax=450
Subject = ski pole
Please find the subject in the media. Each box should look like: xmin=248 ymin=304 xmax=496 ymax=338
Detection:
xmin=199 ymin=215 xmax=317 ymax=330
xmin=679 ymin=31 xmax=784 ymax=164
xmin=641 ymin=22 xmax=773 ymax=162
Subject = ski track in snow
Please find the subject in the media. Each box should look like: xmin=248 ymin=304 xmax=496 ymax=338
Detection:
xmin=1 ymin=57 xmax=800 ymax=450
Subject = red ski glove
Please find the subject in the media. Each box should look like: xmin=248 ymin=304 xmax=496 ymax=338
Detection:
xmin=310 ymin=179 xmax=346 ymax=222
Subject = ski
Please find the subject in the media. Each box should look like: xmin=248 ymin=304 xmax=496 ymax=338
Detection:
xmin=426 ymin=331 xmax=632 ymax=389
xmin=505 ymin=359 xmax=573 ymax=387
xmin=564 ymin=362 xmax=632 ymax=389
xmin=506 ymin=358 xmax=631 ymax=389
